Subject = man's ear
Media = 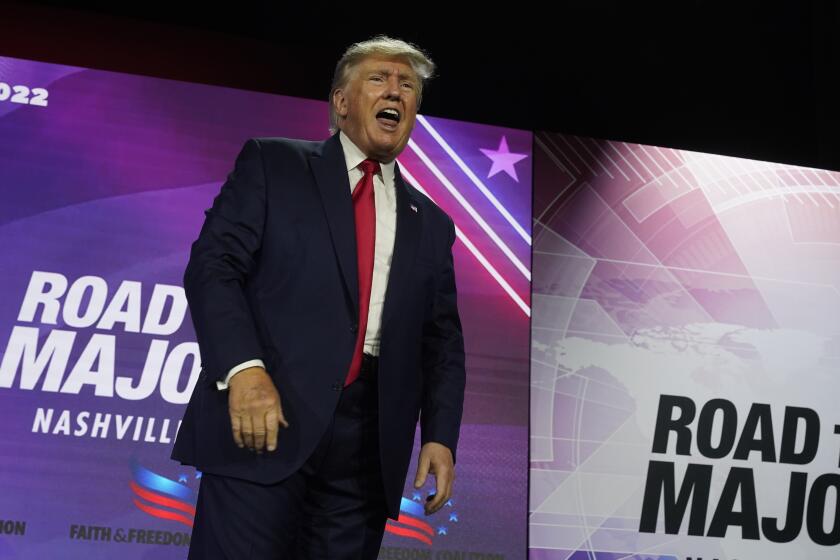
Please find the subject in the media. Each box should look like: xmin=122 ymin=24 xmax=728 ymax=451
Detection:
xmin=332 ymin=89 xmax=348 ymax=119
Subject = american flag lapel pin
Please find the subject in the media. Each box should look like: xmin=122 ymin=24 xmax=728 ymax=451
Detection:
xmin=410 ymin=203 xmax=418 ymax=213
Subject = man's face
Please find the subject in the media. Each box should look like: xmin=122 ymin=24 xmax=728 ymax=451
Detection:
xmin=333 ymin=55 xmax=420 ymax=162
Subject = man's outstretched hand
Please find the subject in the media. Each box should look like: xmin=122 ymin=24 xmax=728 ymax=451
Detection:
xmin=228 ymin=366 xmax=289 ymax=453
xmin=413 ymin=442 xmax=455 ymax=516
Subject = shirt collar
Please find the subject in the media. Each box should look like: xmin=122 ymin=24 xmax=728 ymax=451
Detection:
xmin=339 ymin=130 xmax=395 ymax=186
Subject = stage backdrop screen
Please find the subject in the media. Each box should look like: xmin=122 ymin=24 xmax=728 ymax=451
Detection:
xmin=529 ymin=131 xmax=840 ymax=560
xmin=0 ymin=55 xmax=531 ymax=559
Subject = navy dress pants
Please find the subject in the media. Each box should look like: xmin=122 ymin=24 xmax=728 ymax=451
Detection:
xmin=187 ymin=355 xmax=388 ymax=559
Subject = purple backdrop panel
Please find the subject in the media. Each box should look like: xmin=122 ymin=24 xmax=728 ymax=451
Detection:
xmin=0 ymin=55 xmax=531 ymax=559
xmin=530 ymin=131 xmax=840 ymax=560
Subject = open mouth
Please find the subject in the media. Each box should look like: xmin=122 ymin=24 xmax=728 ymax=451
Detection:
xmin=376 ymin=108 xmax=401 ymax=129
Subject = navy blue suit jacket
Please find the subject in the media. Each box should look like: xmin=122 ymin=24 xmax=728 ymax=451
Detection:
xmin=171 ymin=132 xmax=466 ymax=520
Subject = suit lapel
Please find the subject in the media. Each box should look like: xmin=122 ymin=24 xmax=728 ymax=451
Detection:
xmin=310 ymin=133 xmax=359 ymax=314
xmin=381 ymin=160 xmax=423 ymax=329
xmin=310 ymin=134 xmax=424 ymax=327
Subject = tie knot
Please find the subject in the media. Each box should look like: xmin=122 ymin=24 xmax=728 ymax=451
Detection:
xmin=358 ymin=159 xmax=381 ymax=177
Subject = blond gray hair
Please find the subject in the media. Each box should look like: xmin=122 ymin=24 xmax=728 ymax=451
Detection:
xmin=328 ymin=35 xmax=435 ymax=134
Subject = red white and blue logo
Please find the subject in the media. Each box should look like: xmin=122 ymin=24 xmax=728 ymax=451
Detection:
xmin=128 ymin=461 xmax=461 ymax=541
xmin=385 ymin=494 xmax=459 ymax=545
xmin=129 ymin=459 xmax=199 ymax=528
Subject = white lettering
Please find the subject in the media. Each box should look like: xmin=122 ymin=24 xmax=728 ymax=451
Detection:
xmin=17 ymin=271 xmax=67 ymax=323
xmin=159 ymin=342 xmax=201 ymax=405
xmin=63 ymin=276 xmax=108 ymax=328
xmin=90 ymin=412 xmax=111 ymax=438
xmin=143 ymin=284 xmax=187 ymax=336
xmin=97 ymin=280 xmax=142 ymax=332
xmin=0 ymin=327 xmax=75 ymax=391
xmin=115 ymin=339 xmax=167 ymax=400
xmin=60 ymin=334 xmax=115 ymax=397
xmin=53 ymin=410 xmax=71 ymax=435
xmin=32 ymin=407 xmax=53 ymax=433
xmin=73 ymin=411 xmax=90 ymax=436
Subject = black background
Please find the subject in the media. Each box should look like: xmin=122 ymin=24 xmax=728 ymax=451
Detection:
xmin=3 ymin=1 xmax=838 ymax=170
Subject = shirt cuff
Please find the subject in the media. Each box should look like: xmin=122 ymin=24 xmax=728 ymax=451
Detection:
xmin=215 ymin=359 xmax=266 ymax=390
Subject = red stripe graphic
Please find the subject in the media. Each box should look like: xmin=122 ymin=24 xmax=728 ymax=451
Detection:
xmin=385 ymin=521 xmax=433 ymax=545
xmin=395 ymin=513 xmax=434 ymax=536
xmin=132 ymin=499 xmax=194 ymax=528
xmin=130 ymin=481 xmax=196 ymax=516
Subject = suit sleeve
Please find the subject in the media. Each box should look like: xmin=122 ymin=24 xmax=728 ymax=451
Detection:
xmin=183 ymin=138 xmax=267 ymax=385
xmin=420 ymin=215 xmax=466 ymax=464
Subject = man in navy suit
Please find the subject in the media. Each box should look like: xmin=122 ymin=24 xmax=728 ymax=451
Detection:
xmin=172 ymin=35 xmax=466 ymax=558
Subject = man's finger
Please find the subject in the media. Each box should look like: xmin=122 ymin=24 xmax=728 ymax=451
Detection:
xmin=252 ymin=413 xmax=267 ymax=453
xmin=436 ymin=468 xmax=449 ymax=504
xmin=425 ymin=487 xmax=444 ymax=514
xmin=265 ymin=408 xmax=279 ymax=452
xmin=414 ymin=453 xmax=430 ymax=488
xmin=426 ymin=469 xmax=450 ymax=514
xmin=230 ymin=413 xmax=244 ymax=448
xmin=277 ymin=402 xmax=289 ymax=429
xmin=242 ymin=414 xmax=255 ymax=450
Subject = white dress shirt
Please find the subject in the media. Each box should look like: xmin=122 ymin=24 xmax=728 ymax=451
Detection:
xmin=215 ymin=131 xmax=398 ymax=390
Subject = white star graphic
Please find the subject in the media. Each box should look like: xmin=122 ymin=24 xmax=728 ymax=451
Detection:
xmin=480 ymin=136 xmax=528 ymax=182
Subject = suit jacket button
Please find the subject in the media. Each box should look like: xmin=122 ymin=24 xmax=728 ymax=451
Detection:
xmin=332 ymin=381 xmax=342 ymax=391
xmin=350 ymin=324 xmax=358 ymax=333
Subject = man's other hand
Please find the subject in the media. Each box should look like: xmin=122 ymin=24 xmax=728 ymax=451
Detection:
xmin=228 ymin=366 xmax=289 ymax=453
xmin=413 ymin=442 xmax=455 ymax=515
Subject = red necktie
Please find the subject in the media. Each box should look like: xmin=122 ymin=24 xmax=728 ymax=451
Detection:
xmin=344 ymin=158 xmax=380 ymax=386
